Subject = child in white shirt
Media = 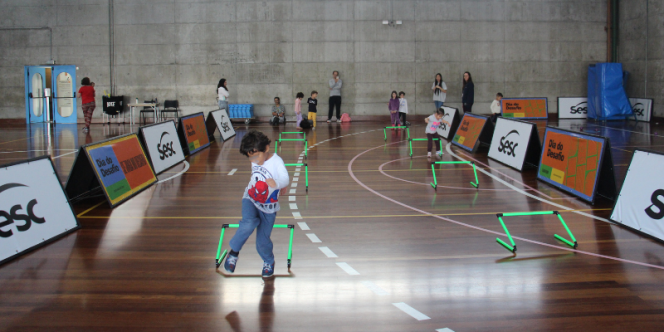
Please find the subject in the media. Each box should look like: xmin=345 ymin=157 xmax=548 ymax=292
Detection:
xmin=398 ymin=91 xmax=408 ymax=126
xmin=490 ymin=93 xmax=503 ymax=123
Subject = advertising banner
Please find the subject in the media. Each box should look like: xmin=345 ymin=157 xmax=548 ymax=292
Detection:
xmin=0 ymin=156 xmax=79 ymax=264
xmin=436 ymin=106 xmax=461 ymax=141
xmin=452 ymin=113 xmax=493 ymax=153
xmin=178 ymin=112 xmax=210 ymax=155
xmin=610 ymin=150 xmax=664 ymax=241
xmin=206 ymin=109 xmax=236 ymax=141
xmin=537 ymin=127 xmax=616 ymax=203
xmin=488 ymin=118 xmax=541 ymax=171
xmin=629 ymin=98 xmax=653 ymax=122
xmin=558 ymin=97 xmax=588 ymax=119
xmin=65 ymin=133 xmax=157 ymax=208
xmin=501 ymin=98 xmax=548 ymax=119
xmin=139 ymin=120 xmax=185 ymax=175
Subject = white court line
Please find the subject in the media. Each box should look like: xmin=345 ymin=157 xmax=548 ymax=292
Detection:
xmin=295 ymin=168 xmax=301 ymax=172
xmin=227 ymin=168 xmax=237 ymax=175
xmin=157 ymin=161 xmax=190 ymax=184
xmin=290 ymin=189 xmax=296 ymax=194
xmin=291 ymin=182 xmax=298 ymax=187
xmin=292 ymin=212 xmax=302 ymax=219
xmin=436 ymin=329 xmax=455 ymax=332
xmin=361 ymin=281 xmax=389 ymax=295
xmin=318 ymin=246 xmax=338 ymax=258
xmin=52 ymin=151 xmax=78 ymax=159
xmin=392 ymin=303 xmax=430 ymax=321
xmin=289 ymin=196 xmax=296 ymax=201
xmin=293 ymin=177 xmax=299 ymax=182
xmin=289 ymin=203 xmax=298 ymax=210
xmin=336 ymin=262 xmax=359 ymax=275
xmin=297 ymin=222 xmax=310 ymax=230
xmin=306 ymin=233 xmax=322 ymax=243
xmin=294 ymin=172 xmax=300 ymax=176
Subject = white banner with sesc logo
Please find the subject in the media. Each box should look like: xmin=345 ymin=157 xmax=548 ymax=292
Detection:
xmin=436 ymin=106 xmax=458 ymax=138
xmin=610 ymin=150 xmax=664 ymax=241
xmin=210 ymin=109 xmax=236 ymax=141
xmin=629 ymin=98 xmax=653 ymax=122
xmin=0 ymin=157 xmax=79 ymax=263
xmin=558 ymin=97 xmax=588 ymax=119
xmin=140 ymin=120 xmax=185 ymax=175
xmin=487 ymin=117 xmax=535 ymax=170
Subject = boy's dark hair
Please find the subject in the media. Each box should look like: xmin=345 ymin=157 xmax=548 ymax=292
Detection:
xmin=399 ymin=91 xmax=405 ymax=97
xmin=496 ymin=92 xmax=503 ymax=97
xmin=239 ymin=130 xmax=272 ymax=157
xmin=274 ymin=96 xmax=280 ymax=102
xmin=296 ymin=92 xmax=304 ymax=99
xmin=311 ymin=90 xmax=318 ymax=96
xmin=435 ymin=107 xmax=445 ymax=115
xmin=81 ymin=77 xmax=91 ymax=86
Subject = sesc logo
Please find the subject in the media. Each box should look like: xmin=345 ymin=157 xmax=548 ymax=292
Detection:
xmin=106 ymin=101 xmax=116 ymax=107
xmin=645 ymin=189 xmax=664 ymax=220
xmin=157 ymin=132 xmax=176 ymax=160
xmin=570 ymin=102 xmax=587 ymax=115
xmin=220 ymin=115 xmax=231 ymax=133
xmin=633 ymin=103 xmax=645 ymax=117
xmin=439 ymin=113 xmax=450 ymax=131
xmin=498 ymin=130 xmax=519 ymax=157
xmin=0 ymin=183 xmax=46 ymax=238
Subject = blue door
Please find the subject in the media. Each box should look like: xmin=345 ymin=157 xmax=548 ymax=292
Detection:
xmin=24 ymin=66 xmax=48 ymax=123
xmin=52 ymin=65 xmax=78 ymax=124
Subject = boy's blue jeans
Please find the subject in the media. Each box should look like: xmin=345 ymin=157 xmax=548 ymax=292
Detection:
xmin=434 ymin=101 xmax=444 ymax=110
xmin=229 ymin=199 xmax=276 ymax=264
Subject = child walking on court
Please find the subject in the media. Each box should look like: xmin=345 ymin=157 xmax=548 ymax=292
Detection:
xmin=224 ymin=130 xmax=290 ymax=278
xmin=294 ymin=92 xmax=304 ymax=130
xmin=389 ymin=91 xmax=401 ymax=127
xmin=398 ymin=91 xmax=408 ymax=126
xmin=425 ymin=108 xmax=445 ymax=159
xmin=490 ymin=92 xmax=503 ymax=123
xmin=307 ymin=91 xmax=318 ymax=129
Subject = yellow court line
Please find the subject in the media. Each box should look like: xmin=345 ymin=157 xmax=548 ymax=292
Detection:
xmin=611 ymin=147 xmax=633 ymax=153
xmin=0 ymin=137 xmax=32 ymax=145
xmin=77 ymin=201 xmax=105 ymax=218
xmin=78 ymin=208 xmax=610 ymax=220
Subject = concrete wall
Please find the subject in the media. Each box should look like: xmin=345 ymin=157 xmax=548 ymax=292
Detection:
xmin=0 ymin=0 xmax=608 ymax=121
xmin=619 ymin=0 xmax=663 ymax=118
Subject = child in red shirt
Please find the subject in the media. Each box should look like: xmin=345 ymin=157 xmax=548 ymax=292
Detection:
xmin=78 ymin=77 xmax=95 ymax=133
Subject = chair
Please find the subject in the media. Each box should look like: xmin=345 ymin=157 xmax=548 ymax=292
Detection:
xmin=140 ymin=99 xmax=156 ymax=124
xmin=161 ymin=100 xmax=180 ymax=121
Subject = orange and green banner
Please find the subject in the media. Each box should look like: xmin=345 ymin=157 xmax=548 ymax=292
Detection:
xmin=501 ymin=98 xmax=548 ymax=119
xmin=85 ymin=134 xmax=157 ymax=206
xmin=537 ymin=128 xmax=605 ymax=202
xmin=181 ymin=113 xmax=210 ymax=155
xmin=452 ymin=113 xmax=488 ymax=152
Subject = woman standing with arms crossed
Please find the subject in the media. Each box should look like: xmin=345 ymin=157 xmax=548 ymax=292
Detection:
xmin=431 ymin=73 xmax=447 ymax=110
xmin=462 ymin=71 xmax=474 ymax=113
xmin=217 ymin=78 xmax=229 ymax=110
xmin=78 ymin=77 xmax=95 ymax=133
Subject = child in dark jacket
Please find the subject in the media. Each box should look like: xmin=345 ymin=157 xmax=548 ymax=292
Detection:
xmin=388 ymin=91 xmax=401 ymax=127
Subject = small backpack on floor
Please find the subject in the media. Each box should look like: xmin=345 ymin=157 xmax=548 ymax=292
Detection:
xmin=300 ymin=117 xmax=312 ymax=129
xmin=340 ymin=113 xmax=351 ymax=122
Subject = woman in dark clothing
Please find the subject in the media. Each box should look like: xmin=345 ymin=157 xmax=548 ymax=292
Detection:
xmin=462 ymin=71 xmax=474 ymax=113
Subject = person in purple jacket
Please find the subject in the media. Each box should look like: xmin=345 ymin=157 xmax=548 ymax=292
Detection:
xmin=388 ymin=91 xmax=401 ymax=127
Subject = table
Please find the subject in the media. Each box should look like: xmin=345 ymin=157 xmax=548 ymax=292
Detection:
xmin=127 ymin=103 xmax=160 ymax=125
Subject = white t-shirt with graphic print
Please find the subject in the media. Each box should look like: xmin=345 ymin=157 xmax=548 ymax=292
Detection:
xmin=425 ymin=114 xmax=443 ymax=134
xmin=242 ymin=153 xmax=290 ymax=214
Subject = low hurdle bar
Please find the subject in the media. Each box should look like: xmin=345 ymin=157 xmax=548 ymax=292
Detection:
xmin=216 ymin=224 xmax=295 ymax=270
xmin=494 ymin=211 xmax=578 ymax=254
xmin=276 ymin=132 xmax=308 ymax=158
xmin=409 ymin=138 xmax=443 ymax=157
xmin=430 ymin=161 xmax=479 ymax=190
xmin=383 ymin=126 xmax=410 ymax=141
xmin=284 ymin=163 xmax=308 ymax=192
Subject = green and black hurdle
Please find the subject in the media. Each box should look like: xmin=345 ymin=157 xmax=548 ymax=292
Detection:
xmin=215 ymin=224 xmax=296 ymax=270
xmin=495 ymin=211 xmax=578 ymax=254
xmin=383 ymin=126 xmax=410 ymax=141
xmin=409 ymin=138 xmax=443 ymax=158
xmin=430 ymin=161 xmax=479 ymax=190
xmin=284 ymin=163 xmax=308 ymax=192
xmin=276 ymin=132 xmax=308 ymax=158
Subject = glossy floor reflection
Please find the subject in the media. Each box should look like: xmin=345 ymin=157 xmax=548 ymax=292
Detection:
xmin=1 ymin=119 xmax=664 ymax=331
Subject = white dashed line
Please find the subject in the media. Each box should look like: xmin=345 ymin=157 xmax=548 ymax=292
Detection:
xmin=361 ymin=281 xmax=389 ymax=295
xmin=227 ymin=168 xmax=237 ymax=175
xmin=318 ymin=246 xmax=338 ymax=258
xmin=297 ymin=222 xmax=310 ymax=230
xmin=289 ymin=203 xmax=298 ymax=210
xmin=392 ymin=303 xmax=430 ymax=321
xmin=306 ymin=233 xmax=322 ymax=243
xmin=290 ymin=189 xmax=296 ymax=194
xmin=292 ymin=212 xmax=302 ymax=219
xmin=294 ymin=172 xmax=300 ymax=176
xmin=336 ymin=262 xmax=360 ymax=275
xmin=289 ymin=196 xmax=296 ymax=201
xmin=293 ymin=177 xmax=299 ymax=182
xmin=291 ymin=182 xmax=297 ymax=187
xmin=295 ymin=168 xmax=301 ymax=172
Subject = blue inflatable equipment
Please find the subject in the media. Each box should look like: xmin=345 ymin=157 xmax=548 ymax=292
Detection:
xmin=587 ymin=63 xmax=634 ymax=121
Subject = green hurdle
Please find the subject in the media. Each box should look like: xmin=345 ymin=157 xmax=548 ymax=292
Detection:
xmin=276 ymin=132 xmax=308 ymax=158
xmin=430 ymin=161 xmax=479 ymax=190
xmin=383 ymin=126 xmax=410 ymax=141
xmin=215 ymin=224 xmax=295 ymax=270
xmin=284 ymin=163 xmax=308 ymax=192
xmin=494 ymin=211 xmax=578 ymax=254
xmin=409 ymin=138 xmax=443 ymax=157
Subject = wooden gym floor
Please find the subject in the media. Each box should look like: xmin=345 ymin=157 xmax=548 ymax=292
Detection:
xmin=1 ymin=118 xmax=663 ymax=331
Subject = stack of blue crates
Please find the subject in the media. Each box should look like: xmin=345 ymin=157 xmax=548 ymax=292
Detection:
xmin=228 ymin=104 xmax=254 ymax=119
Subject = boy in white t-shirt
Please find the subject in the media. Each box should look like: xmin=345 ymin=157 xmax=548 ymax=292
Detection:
xmin=224 ymin=130 xmax=290 ymax=278
xmin=398 ymin=91 xmax=409 ymax=126
xmin=490 ymin=92 xmax=503 ymax=123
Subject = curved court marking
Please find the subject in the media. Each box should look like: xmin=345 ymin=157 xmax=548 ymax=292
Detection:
xmin=348 ymin=142 xmax=664 ymax=271
xmin=157 ymin=160 xmax=190 ymax=184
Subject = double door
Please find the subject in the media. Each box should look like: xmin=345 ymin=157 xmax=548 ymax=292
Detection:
xmin=25 ymin=65 xmax=77 ymax=123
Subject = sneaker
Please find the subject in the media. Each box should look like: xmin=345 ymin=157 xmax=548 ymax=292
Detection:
xmin=82 ymin=127 xmax=89 ymax=133
xmin=427 ymin=152 xmax=432 ymax=158
xmin=262 ymin=262 xmax=275 ymax=278
xmin=436 ymin=151 xmax=443 ymax=159
xmin=327 ymin=119 xmax=331 ymax=123
xmin=224 ymin=253 xmax=238 ymax=273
